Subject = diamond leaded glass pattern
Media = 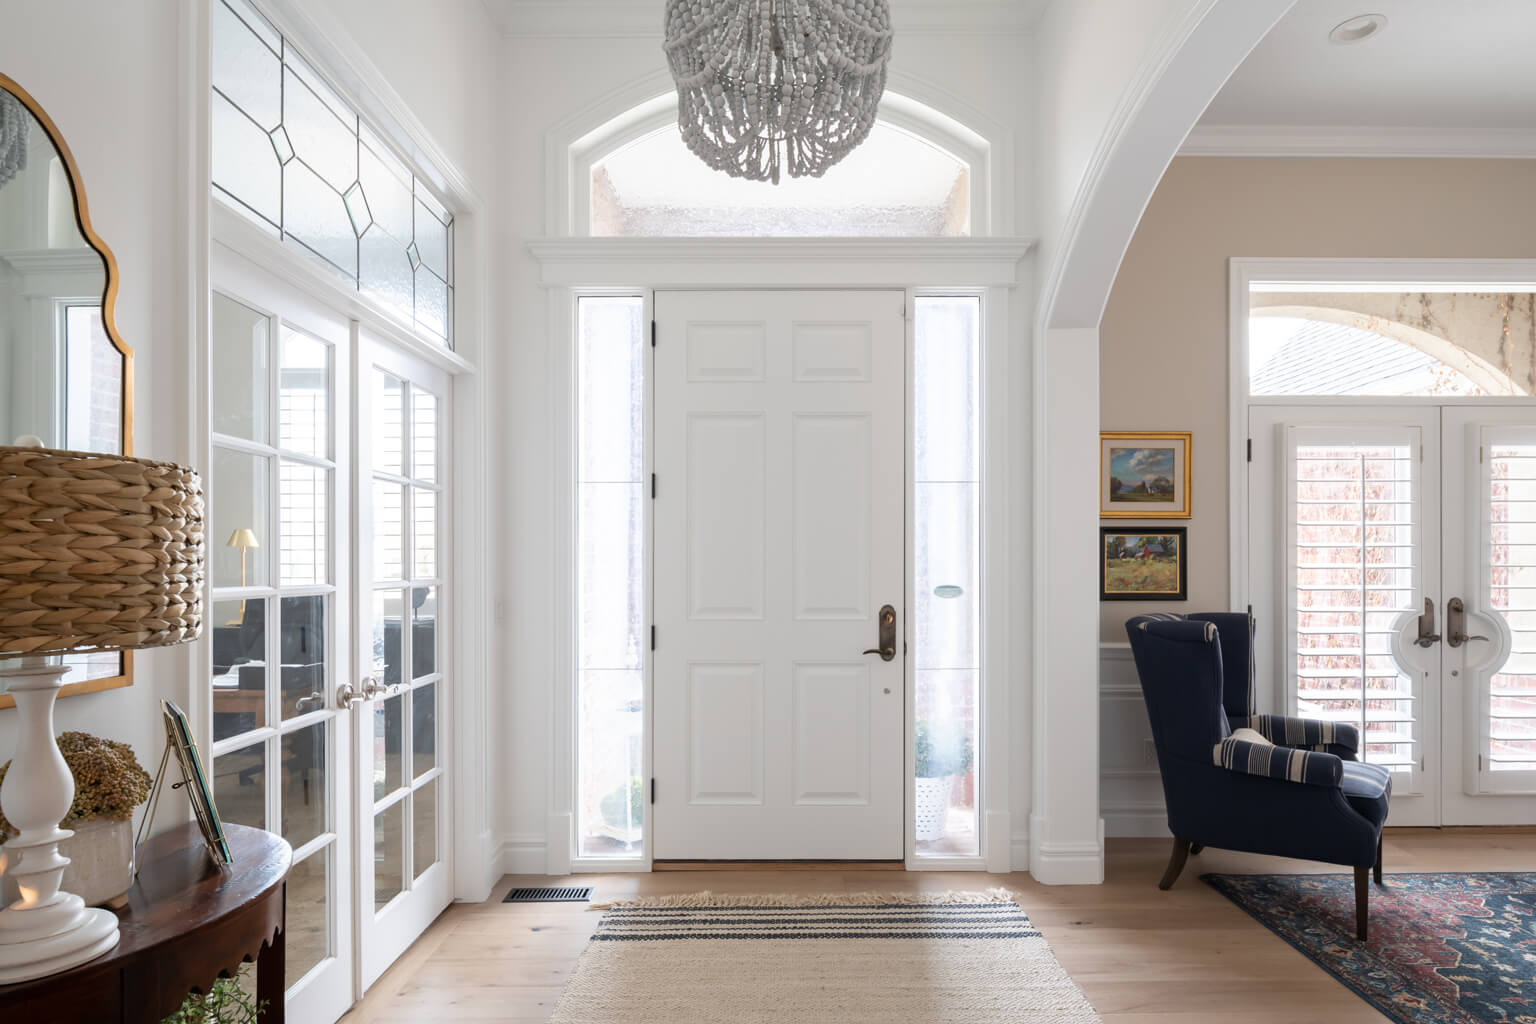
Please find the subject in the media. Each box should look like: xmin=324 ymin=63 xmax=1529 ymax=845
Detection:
xmin=211 ymin=0 xmax=454 ymax=346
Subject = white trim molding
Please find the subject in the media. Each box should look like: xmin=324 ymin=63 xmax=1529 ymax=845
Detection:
xmin=528 ymin=239 xmax=1035 ymax=289
xmin=1183 ymin=125 xmax=1536 ymax=160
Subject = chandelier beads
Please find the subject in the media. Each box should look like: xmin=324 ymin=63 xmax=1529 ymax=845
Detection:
xmin=663 ymin=0 xmax=894 ymax=184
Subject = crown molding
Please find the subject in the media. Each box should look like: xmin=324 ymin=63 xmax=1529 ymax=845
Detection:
xmin=485 ymin=0 xmax=1045 ymax=38
xmin=1181 ymin=124 xmax=1536 ymax=159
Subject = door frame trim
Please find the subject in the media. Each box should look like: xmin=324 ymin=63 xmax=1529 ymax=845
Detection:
xmin=537 ymin=238 xmax=1033 ymax=874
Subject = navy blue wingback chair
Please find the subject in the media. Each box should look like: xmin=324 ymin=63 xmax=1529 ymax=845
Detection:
xmin=1125 ymin=612 xmax=1392 ymax=939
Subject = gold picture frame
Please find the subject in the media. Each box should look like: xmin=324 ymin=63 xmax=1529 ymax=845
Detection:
xmin=1100 ymin=431 xmax=1192 ymax=519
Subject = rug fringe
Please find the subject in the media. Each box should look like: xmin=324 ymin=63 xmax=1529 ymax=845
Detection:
xmin=588 ymin=888 xmax=1017 ymax=910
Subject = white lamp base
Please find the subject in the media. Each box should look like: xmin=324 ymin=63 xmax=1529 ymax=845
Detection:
xmin=0 ymin=663 xmax=120 ymax=982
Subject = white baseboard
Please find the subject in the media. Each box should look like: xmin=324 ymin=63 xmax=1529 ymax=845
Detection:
xmin=1103 ymin=803 xmax=1172 ymax=838
xmin=1027 ymin=813 xmax=1105 ymax=884
xmin=1010 ymin=833 xmax=1031 ymax=873
xmin=497 ymin=833 xmax=548 ymax=877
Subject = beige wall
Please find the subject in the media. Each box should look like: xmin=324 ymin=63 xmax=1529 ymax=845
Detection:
xmin=1099 ymin=156 xmax=1536 ymax=642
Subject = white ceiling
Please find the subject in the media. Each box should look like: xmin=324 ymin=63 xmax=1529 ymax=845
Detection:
xmin=1200 ymin=0 xmax=1536 ymax=132
xmin=481 ymin=0 xmax=1050 ymax=37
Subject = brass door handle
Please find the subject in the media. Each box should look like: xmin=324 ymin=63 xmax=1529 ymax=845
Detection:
xmin=863 ymin=605 xmax=897 ymax=662
xmin=1447 ymin=597 xmax=1489 ymax=648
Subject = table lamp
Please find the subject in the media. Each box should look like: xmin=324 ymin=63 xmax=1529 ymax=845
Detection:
xmin=225 ymin=527 xmax=259 ymax=623
xmin=0 ymin=445 xmax=204 ymax=983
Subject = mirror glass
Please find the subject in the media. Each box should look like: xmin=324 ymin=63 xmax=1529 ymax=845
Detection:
xmin=0 ymin=82 xmax=129 ymax=692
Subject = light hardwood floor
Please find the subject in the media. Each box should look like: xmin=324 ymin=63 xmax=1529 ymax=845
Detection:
xmin=340 ymin=831 xmax=1536 ymax=1023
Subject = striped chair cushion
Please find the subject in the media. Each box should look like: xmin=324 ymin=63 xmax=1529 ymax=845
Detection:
xmin=1240 ymin=714 xmax=1360 ymax=754
xmin=1213 ymin=735 xmax=1343 ymax=788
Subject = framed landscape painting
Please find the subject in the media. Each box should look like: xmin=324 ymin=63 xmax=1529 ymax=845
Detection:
xmin=1101 ymin=527 xmax=1187 ymax=601
xmin=1100 ymin=431 xmax=1192 ymax=519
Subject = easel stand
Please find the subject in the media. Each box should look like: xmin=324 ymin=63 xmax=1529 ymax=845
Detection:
xmin=134 ymin=714 xmax=230 ymax=874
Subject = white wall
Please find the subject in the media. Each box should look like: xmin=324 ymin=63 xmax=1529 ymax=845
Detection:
xmin=495 ymin=23 xmax=1038 ymax=871
xmin=0 ymin=0 xmax=191 ymax=789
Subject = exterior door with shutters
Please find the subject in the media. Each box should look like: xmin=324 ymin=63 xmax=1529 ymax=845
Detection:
xmin=1252 ymin=403 xmax=1536 ymax=827
xmin=651 ymin=290 xmax=906 ymax=860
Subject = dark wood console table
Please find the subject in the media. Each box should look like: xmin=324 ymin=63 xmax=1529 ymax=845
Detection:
xmin=0 ymin=822 xmax=291 ymax=1022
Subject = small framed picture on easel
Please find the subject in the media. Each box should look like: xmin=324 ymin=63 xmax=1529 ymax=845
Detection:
xmin=136 ymin=700 xmax=233 ymax=869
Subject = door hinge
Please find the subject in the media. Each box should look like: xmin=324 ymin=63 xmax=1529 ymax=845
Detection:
xmin=1480 ymin=445 xmax=1485 ymax=465
xmin=1478 ymin=754 xmax=1483 ymax=772
xmin=650 ymin=625 xmax=656 ymax=651
xmin=650 ymin=320 xmax=657 ymax=347
xmin=651 ymin=472 xmax=656 ymax=499
xmin=1246 ymin=438 xmax=1253 ymax=463
xmin=650 ymin=778 xmax=656 ymax=804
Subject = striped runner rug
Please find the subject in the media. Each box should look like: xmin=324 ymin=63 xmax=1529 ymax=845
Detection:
xmin=549 ymin=891 xmax=1100 ymax=1023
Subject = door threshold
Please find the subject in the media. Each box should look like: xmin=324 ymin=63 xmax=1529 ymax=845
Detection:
xmin=653 ymin=860 xmax=906 ymax=872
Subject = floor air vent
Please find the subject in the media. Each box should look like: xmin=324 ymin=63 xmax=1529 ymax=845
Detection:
xmin=504 ymin=886 xmax=593 ymax=903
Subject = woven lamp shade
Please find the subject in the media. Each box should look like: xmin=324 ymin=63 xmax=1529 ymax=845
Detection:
xmin=0 ymin=446 xmax=205 ymax=655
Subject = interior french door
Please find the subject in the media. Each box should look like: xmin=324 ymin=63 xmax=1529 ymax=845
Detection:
xmin=353 ymin=331 xmax=452 ymax=986
xmin=1252 ymin=403 xmax=1536 ymax=827
xmin=209 ymin=246 xmax=354 ymax=1023
xmin=650 ymin=290 xmax=906 ymax=860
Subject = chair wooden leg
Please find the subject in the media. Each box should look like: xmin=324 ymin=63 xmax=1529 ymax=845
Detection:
xmin=1374 ymin=836 xmax=1383 ymax=885
xmin=1354 ymin=865 xmax=1369 ymax=940
xmin=1159 ymin=838 xmax=1192 ymax=891
xmin=1189 ymin=843 xmax=1204 ymax=856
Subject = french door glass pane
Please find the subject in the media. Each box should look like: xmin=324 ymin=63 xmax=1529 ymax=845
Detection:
xmin=375 ymin=372 xmax=405 ymax=474
xmin=213 ymin=597 xmax=267 ymax=741
xmin=413 ymin=779 xmax=438 ymax=880
xmin=280 ymin=462 xmax=328 ymax=585
xmin=280 ymin=328 xmax=330 ymax=458
xmin=278 ymin=595 xmax=326 ymax=721
xmin=374 ymin=801 xmax=404 ymax=909
xmin=215 ymin=739 xmax=268 ymax=831
xmin=212 ymin=293 xmax=270 ymax=442
xmin=281 ymin=722 xmax=327 ymax=848
xmin=575 ymin=297 xmax=646 ymax=858
xmin=412 ymin=391 xmax=438 ymax=481
xmin=1292 ymin=443 xmax=1418 ymax=769
xmin=412 ymin=682 xmax=436 ymax=777
xmin=913 ymin=297 xmax=980 ymax=858
xmin=413 ymin=487 xmax=437 ymax=579
xmin=1489 ymin=444 xmax=1536 ymax=770
xmin=212 ymin=447 xmax=270 ymax=589
xmin=374 ymin=693 xmax=404 ymax=801
xmin=287 ymin=847 xmax=332 ymax=988
xmin=412 ymin=587 xmax=438 ymax=678
xmin=373 ymin=481 xmax=404 ymax=580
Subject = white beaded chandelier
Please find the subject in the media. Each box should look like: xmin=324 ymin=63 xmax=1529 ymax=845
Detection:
xmin=663 ymin=0 xmax=894 ymax=184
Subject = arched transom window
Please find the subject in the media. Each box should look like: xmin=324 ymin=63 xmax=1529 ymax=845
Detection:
xmin=589 ymin=114 xmax=975 ymax=238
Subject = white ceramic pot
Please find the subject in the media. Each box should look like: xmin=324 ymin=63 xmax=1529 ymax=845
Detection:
xmin=914 ymin=775 xmax=952 ymax=842
xmin=0 ymin=819 xmax=135 ymax=910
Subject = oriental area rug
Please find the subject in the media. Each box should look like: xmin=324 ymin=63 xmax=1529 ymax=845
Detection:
xmin=1205 ymin=872 xmax=1536 ymax=1024
xmin=548 ymin=890 xmax=1100 ymax=1024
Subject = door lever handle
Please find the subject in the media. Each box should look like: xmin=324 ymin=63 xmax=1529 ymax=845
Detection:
xmin=1446 ymin=597 xmax=1489 ymax=648
xmin=863 ymin=605 xmax=897 ymax=662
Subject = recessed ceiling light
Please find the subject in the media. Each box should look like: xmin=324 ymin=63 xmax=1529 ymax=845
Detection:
xmin=1329 ymin=13 xmax=1388 ymax=44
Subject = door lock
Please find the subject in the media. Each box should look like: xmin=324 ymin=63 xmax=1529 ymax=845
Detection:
xmin=862 ymin=605 xmax=897 ymax=662
xmin=1446 ymin=597 xmax=1489 ymax=648
xmin=1414 ymin=597 xmax=1441 ymax=648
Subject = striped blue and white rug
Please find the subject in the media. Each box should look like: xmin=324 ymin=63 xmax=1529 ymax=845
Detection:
xmin=550 ymin=891 xmax=1100 ymax=1023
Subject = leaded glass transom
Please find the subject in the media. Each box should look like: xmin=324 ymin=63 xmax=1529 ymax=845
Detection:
xmin=211 ymin=0 xmax=454 ymax=346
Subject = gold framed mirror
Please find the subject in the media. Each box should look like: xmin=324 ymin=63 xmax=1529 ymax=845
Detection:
xmin=0 ymin=73 xmax=135 ymax=707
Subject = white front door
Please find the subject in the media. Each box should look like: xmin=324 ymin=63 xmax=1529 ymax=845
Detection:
xmin=652 ymin=290 xmax=906 ymax=859
xmin=1252 ymin=403 xmax=1536 ymax=827
xmin=353 ymin=333 xmax=452 ymax=986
